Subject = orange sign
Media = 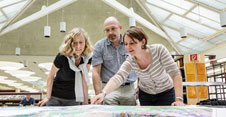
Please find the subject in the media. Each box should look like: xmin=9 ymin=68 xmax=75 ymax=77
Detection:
xmin=190 ymin=54 xmax=198 ymax=61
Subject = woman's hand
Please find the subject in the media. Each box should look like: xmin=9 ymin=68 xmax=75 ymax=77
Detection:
xmin=91 ymin=93 xmax=105 ymax=104
xmin=37 ymin=98 xmax=49 ymax=106
xmin=171 ymin=100 xmax=185 ymax=106
xmin=82 ymin=100 xmax=89 ymax=105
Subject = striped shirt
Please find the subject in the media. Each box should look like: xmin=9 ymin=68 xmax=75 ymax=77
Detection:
xmin=111 ymin=44 xmax=181 ymax=94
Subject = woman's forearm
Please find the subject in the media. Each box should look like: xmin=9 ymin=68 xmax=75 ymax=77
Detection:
xmin=46 ymin=76 xmax=54 ymax=99
xmin=82 ymin=74 xmax=88 ymax=104
xmin=102 ymin=79 xmax=119 ymax=95
xmin=173 ymin=74 xmax=183 ymax=100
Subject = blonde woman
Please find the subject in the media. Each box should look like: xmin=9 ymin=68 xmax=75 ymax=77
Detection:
xmin=38 ymin=28 xmax=93 ymax=106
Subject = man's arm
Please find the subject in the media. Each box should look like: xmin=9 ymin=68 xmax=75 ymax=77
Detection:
xmin=92 ymin=64 xmax=102 ymax=95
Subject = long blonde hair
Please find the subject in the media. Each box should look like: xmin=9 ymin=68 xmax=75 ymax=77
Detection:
xmin=60 ymin=28 xmax=93 ymax=57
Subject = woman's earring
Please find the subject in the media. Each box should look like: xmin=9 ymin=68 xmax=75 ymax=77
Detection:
xmin=141 ymin=45 xmax=145 ymax=49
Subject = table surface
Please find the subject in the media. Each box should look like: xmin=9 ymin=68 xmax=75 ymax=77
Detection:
xmin=0 ymin=105 xmax=225 ymax=117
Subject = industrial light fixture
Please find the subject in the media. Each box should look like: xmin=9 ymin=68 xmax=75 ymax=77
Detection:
xmin=179 ymin=1 xmax=187 ymax=38
xmin=220 ymin=12 xmax=226 ymax=27
xmin=24 ymin=60 xmax=28 ymax=67
xmin=44 ymin=0 xmax=51 ymax=37
xmin=129 ymin=0 xmax=135 ymax=27
xmin=60 ymin=9 xmax=66 ymax=32
xmin=180 ymin=27 xmax=187 ymax=38
xmin=15 ymin=47 xmax=20 ymax=56
xmin=60 ymin=22 xmax=66 ymax=32
xmin=129 ymin=8 xmax=136 ymax=27
xmin=44 ymin=26 xmax=51 ymax=37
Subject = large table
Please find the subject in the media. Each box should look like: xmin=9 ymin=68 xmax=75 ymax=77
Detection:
xmin=0 ymin=105 xmax=225 ymax=117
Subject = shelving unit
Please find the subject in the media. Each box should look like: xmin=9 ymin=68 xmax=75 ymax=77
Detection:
xmin=0 ymin=92 xmax=42 ymax=106
xmin=206 ymin=61 xmax=226 ymax=100
xmin=173 ymin=54 xmax=226 ymax=104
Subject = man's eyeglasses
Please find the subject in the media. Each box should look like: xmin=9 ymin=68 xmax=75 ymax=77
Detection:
xmin=104 ymin=26 xmax=119 ymax=33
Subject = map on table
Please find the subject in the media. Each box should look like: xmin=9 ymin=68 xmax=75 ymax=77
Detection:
xmin=0 ymin=105 xmax=212 ymax=117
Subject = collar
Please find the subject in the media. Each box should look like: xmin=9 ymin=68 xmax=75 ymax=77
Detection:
xmin=80 ymin=56 xmax=85 ymax=64
xmin=71 ymin=56 xmax=85 ymax=65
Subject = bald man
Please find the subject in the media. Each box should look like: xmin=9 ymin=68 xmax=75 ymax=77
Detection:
xmin=92 ymin=16 xmax=137 ymax=105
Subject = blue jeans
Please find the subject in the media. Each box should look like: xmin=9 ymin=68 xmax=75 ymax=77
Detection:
xmin=139 ymin=88 xmax=175 ymax=106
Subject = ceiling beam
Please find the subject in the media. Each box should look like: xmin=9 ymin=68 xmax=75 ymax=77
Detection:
xmin=135 ymin=0 xmax=159 ymax=27
xmin=179 ymin=44 xmax=201 ymax=53
xmin=0 ymin=8 xmax=9 ymax=20
xmin=0 ymin=0 xmax=36 ymax=32
xmin=149 ymin=0 xmax=218 ymax=24
xmin=0 ymin=0 xmax=27 ymax=9
xmin=161 ymin=13 xmax=172 ymax=24
xmin=136 ymin=0 xmax=183 ymax=54
xmin=202 ymin=41 xmax=226 ymax=54
xmin=161 ymin=0 xmax=196 ymax=17
xmin=203 ymin=28 xmax=226 ymax=41
xmin=164 ymin=25 xmax=216 ymax=47
xmin=0 ymin=20 xmax=6 ymax=24
xmin=0 ymin=0 xmax=78 ymax=36
xmin=146 ymin=2 xmax=219 ymax=31
xmin=216 ymin=0 xmax=226 ymax=5
xmin=101 ymin=0 xmax=168 ymax=39
xmin=183 ymin=4 xmax=197 ymax=16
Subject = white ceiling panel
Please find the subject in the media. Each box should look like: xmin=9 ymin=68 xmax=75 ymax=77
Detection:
xmin=147 ymin=0 xmax=187 ymax=15
xmin=0 ymin=12 xmax=6 ymax=22
xmin=145 ymin=3 xmax=171 ymax=22
xmin=196 ymin=0 xmax=226 ymax=11
xmin=164 ymin=19 xmax=206 ymax=38
xmin=186 ymin=12 xmax=222 ymax=30
xmin=208 ymin=34 xmax=226 ymax=45
xmin=169 ymin=15 xmax=216 ymax=35
xmin=2 ymin=1 xmax=27 ymax=14
xmin=0 ymin=0 xmax=22 ymax=8
xmin=163 ymin=26 xmax=182 ymax=42
xmin=191 ymin=6 xmax=220 ymax=22
xmin=0 ymin=23 xmax=4 ymax=29
xmin=217 ymin=0 xmax=226 ymax=4
xmin=178 ymin=45 xmax=200 ymax=54
xmin=162 ymin=0 xmax=194 ymax=10
xmin=179 ymin=36 xmax=213 ymax=52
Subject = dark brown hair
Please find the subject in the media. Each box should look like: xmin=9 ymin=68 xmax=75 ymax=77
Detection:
xmin=123 ymin=27 xmax=148 ymax=49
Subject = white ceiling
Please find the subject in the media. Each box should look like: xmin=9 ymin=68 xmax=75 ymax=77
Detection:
xmin=140 ymin=0 xmax=226 ymax=55
xmin=1 ymin=0 xmax=225 ymax=55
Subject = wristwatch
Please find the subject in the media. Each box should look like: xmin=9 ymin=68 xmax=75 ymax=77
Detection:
xmin=176 ymin=97 xmax=184 ymax=101
xmin=101 ymin=90 xmax=107 ymax=97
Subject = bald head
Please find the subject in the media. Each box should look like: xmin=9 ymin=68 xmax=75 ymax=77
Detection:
xmin=104 ymin=16 xmax=120 ymax=27
xmin=103 ymin=16 xmax=121 ymax=44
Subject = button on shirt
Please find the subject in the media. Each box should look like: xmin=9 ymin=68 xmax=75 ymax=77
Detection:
xmin=92 ymin=36 xmax=137 ymax=83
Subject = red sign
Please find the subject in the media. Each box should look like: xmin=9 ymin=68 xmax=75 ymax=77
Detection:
xmin=190 ymin=54 xmax=198 ymax=61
